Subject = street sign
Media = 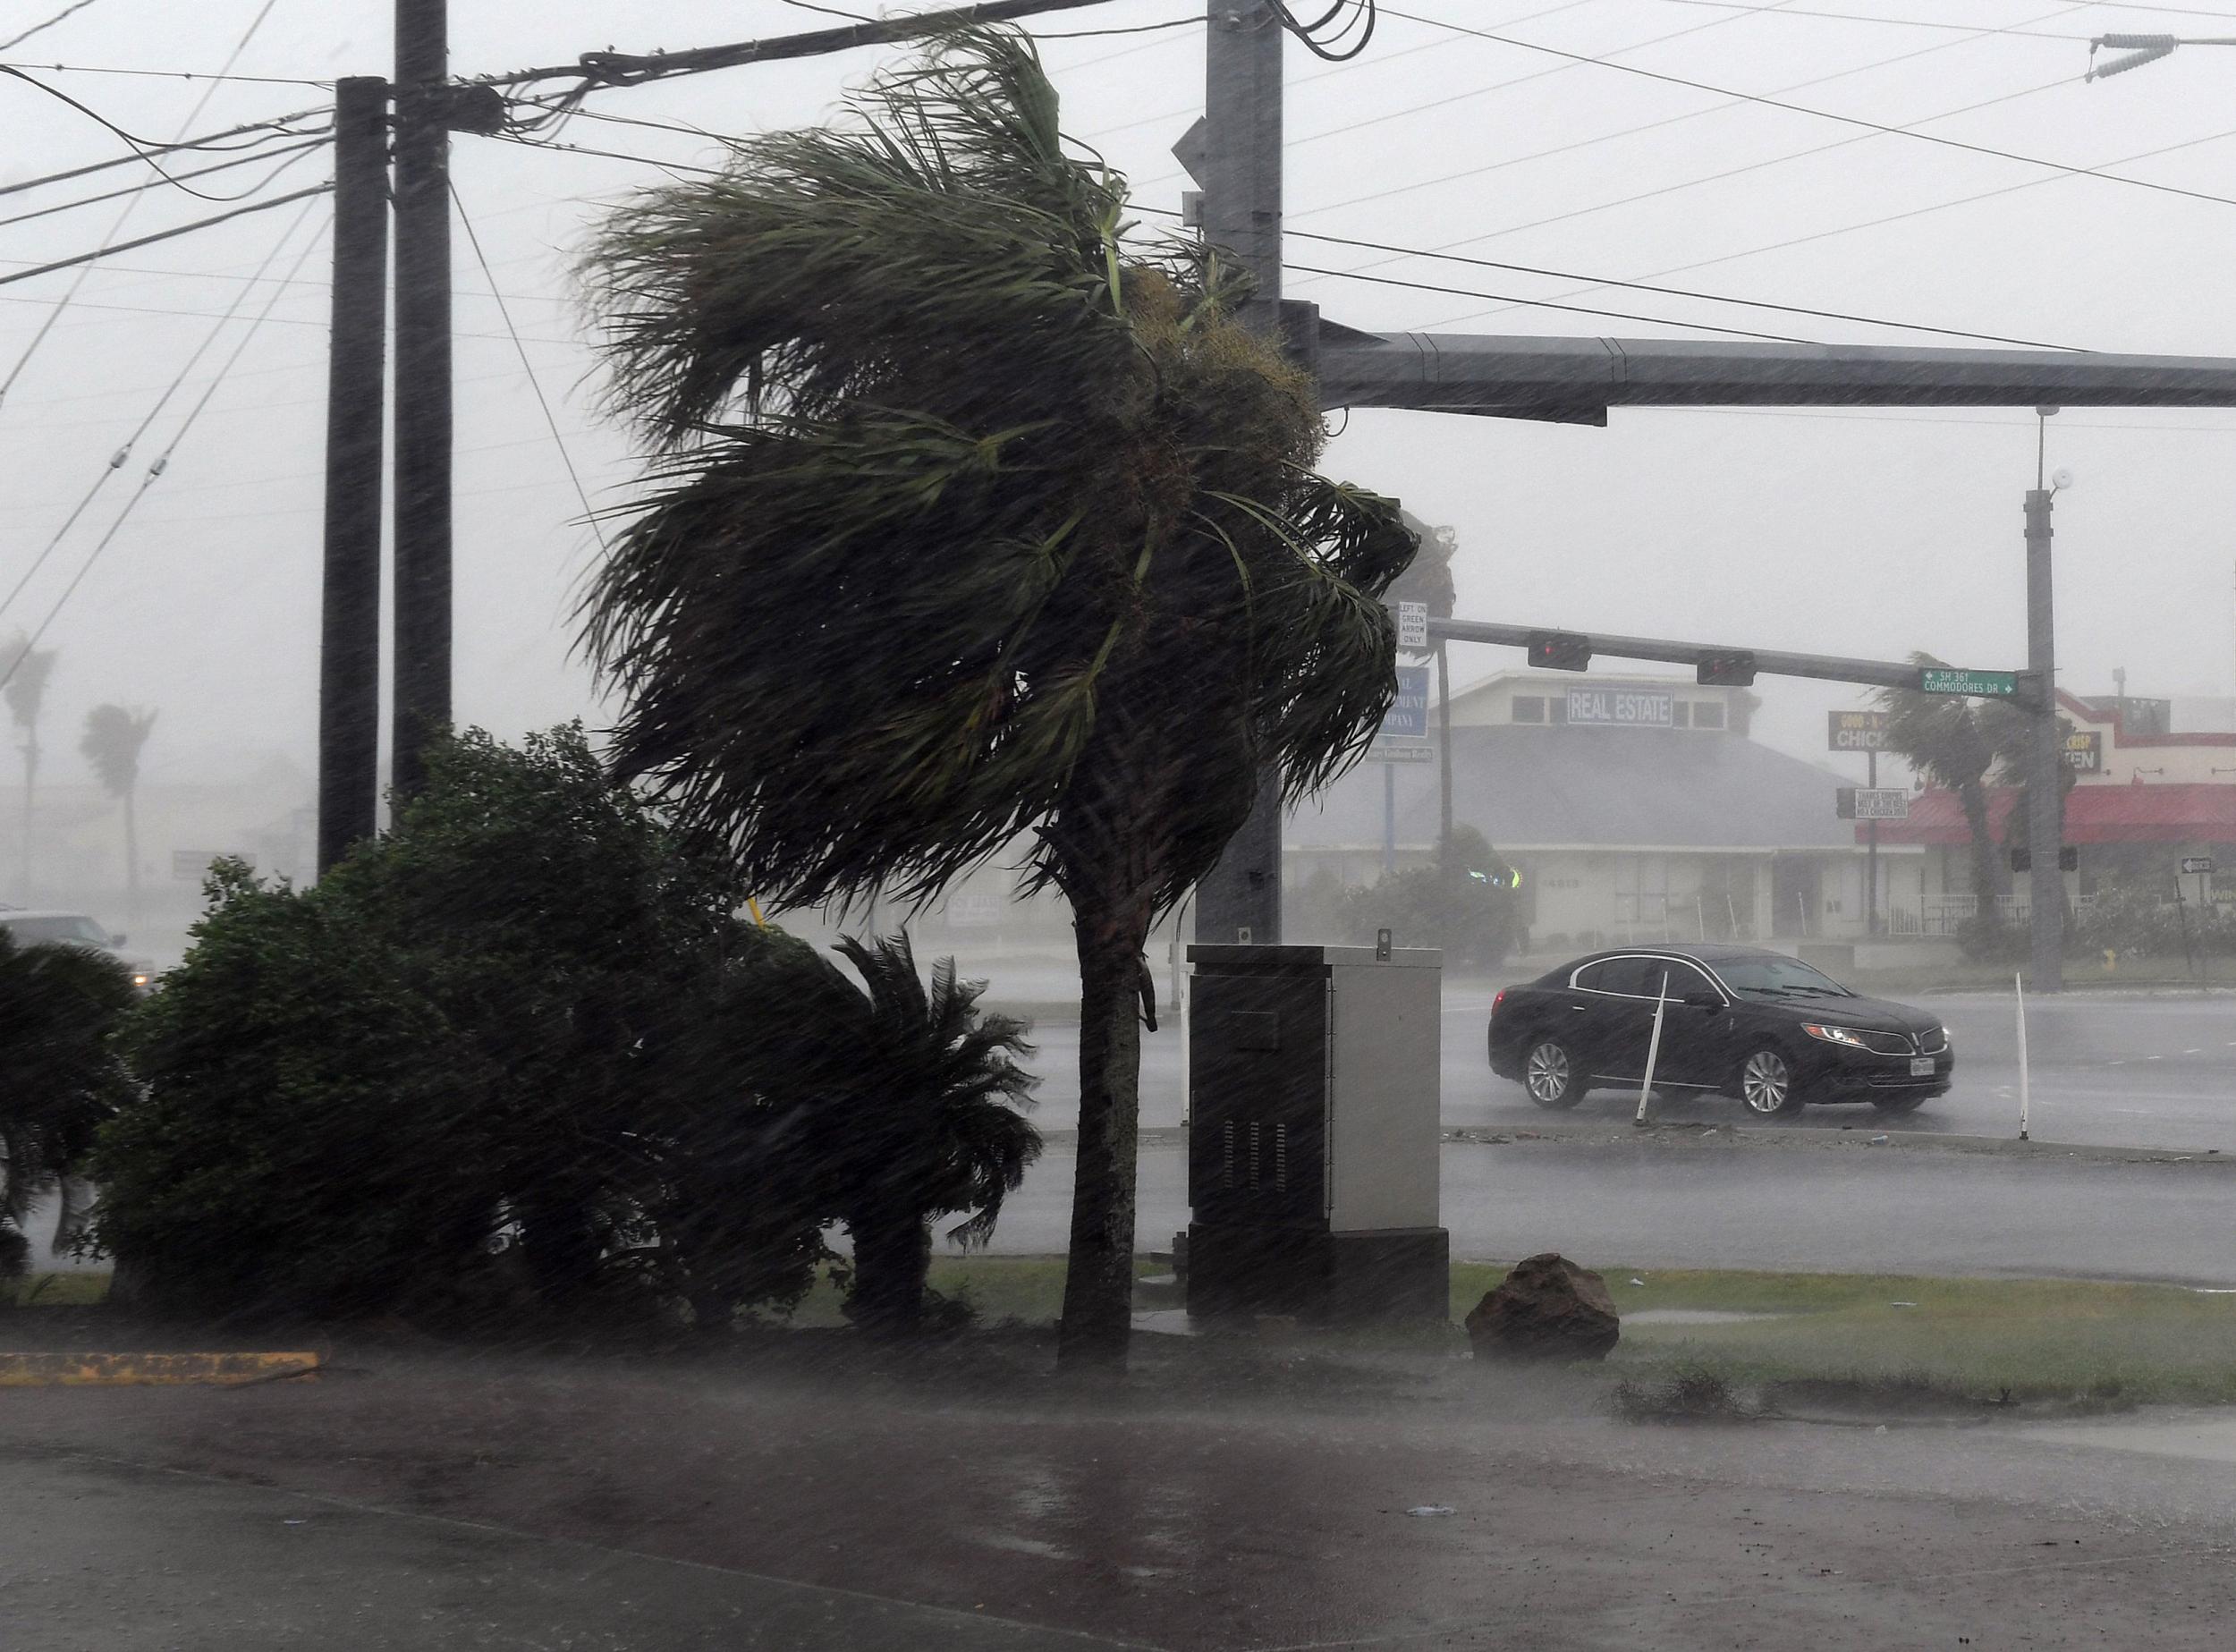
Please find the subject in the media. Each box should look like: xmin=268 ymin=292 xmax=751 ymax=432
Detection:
xmin=1373 ymin=739 xmax=1435 ymax=764
xmin=1383 ymin=665 xmax=1430 ymax=737
xmin=1919 ymin=667 xmax=2018 ymax=698
xmin=2063 ymin=731 xmax=2102 ymax=773
xmin=1836 ymin=787 xmax=1910 ymax=820
xmin=2182 ymin=856 xmax=2215 ymax=877
xmin=1395 ymin=600 xmax=1428 ymax=650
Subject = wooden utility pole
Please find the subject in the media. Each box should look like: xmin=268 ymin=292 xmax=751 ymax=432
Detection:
xmin=391 ymin=0 xmax=452 ymax=801
xmin=318 ymin=75 xmax=390 ymax=875
xmin=1192 ymin=0 xmax=1285 ymax=948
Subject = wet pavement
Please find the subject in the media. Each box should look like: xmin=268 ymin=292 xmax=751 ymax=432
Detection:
xmin=1028 ymin=987 xmax=2236 ymax=1153
xmin=994 ymin=1135 xmax=2236 ymax=1284
xmin=5 ymin=1346 xmax=2234 ymax=1648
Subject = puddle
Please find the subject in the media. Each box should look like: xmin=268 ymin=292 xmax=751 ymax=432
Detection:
xmin=1624 ymin=1309 xmax=1790 ymax=1326
xmin=2026 ymin=1414 xmax=2236 ymax=1465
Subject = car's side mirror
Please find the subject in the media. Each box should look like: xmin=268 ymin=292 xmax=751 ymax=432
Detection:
xmin=1684 ymin=991 xmax=1723 ymax=1012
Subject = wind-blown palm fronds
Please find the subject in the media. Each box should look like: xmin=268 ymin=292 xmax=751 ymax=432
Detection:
xmin=580 ymin=27 xmax=1415 ymax=1368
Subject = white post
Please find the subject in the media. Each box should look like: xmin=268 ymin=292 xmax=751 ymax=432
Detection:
xmin=2015 ymin=970 xmax=2030 ymax=1142
xmin=1697 ymin=894 xmax=1707 ymax=943
xmin=1797 ymin=890 xmax=1809 ymax=939
xmin=1636 ymin=970 xmax=1671 ymax=1127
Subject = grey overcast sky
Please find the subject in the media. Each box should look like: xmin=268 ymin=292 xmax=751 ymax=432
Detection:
xmin=6 ymin=0 xmax=2236 ymax=794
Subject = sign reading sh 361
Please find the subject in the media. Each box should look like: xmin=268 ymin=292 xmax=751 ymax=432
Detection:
xmin=1919 ymin=667 xmax=2018 ymax=698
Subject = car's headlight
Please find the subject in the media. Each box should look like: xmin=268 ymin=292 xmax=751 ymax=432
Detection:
xmin=1802 ymin=1022 xmax=1869 ymax=1048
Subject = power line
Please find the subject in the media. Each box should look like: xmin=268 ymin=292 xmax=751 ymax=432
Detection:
xmin=0 ymin=106 xmax=328 ymax=202
xmin=1643 ymin=0 xmax=2094 ymax=39
xmin=0 ymin=209 xmax=331 ymax=692
xmin=1280 ymin=260 xmax=1821 ymax=343
xmin=1379 ymin=3 xmax=2236 ymax=214
xmin=1410 ymin=118 xmax=2236 ymax=334
xmin=0 ymin=64 xmax=318 ymax=200
xmin=0 ymin=0 xmax=289 ymax=406
xmin=0 ymin=136 xmax=332 ymax=232
xmin=0 ymin=0 xmax=101 ymax=54
xmin=0 ymin=196 xmax=320 ymax=624
xmin=1286 ymin=1 xmax=2097 ymax=221
xmin=0 ymin=183 xmax=336 ymax=291
xmin=0 ymin=59 xmax=330 ymax=87
xmin=451 ymin=178 xmax=606 ymax=548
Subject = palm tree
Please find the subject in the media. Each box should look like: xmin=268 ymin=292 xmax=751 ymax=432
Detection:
xmin=80 ymin=704 xmax=157 ymax=921
xmin=1876 ymin=654 xmax=2003 ymax=909
xmin=0 ymin=633 xmax=57 ymax=902
xmin=578 ymin=29 xmax=1414 ymax=1368
xmin=0 ymin=926 xmax=136 ymax=1270
xmin=765 ymin=933 xmax=1040 ymax=1339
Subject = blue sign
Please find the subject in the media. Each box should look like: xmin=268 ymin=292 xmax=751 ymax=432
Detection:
xmin=1384 ymin=665 xmax=1431 ymax=737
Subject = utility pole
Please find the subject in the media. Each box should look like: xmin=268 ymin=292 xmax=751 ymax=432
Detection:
xmin=2025 ymin=407 xmax=2065 ymax=991
xmin=318 ymin=75 xmax=389 ymax=875
xmin=1193 ymin=0 xmax=1285 ymax=946
xmin=392 ymin=0 xmax=452 ymax=801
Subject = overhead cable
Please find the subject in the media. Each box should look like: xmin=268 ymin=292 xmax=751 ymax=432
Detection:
xmin=0 ymin=209 xmax=332 ymax=692
xmin=0 ymin=135 xmax=331 ymax=233
xmin=0 ymin=0 xmax=101 ymax=54
xmin=1380 ymin=3 xmax=2236 ymax=214
xmin=0 ymin=59 xmax=329 ymax=87
xmin=0 ymin=195 xmax=320 ymax=624
xmin=0 ymin=183 xmax=335 ymax=291
xmin=0 ymin=106 xmax=330 ymax=201
xmin=0 ymin=0 xmax=285 ymax=406
xmin=450 ymin=178 xmax=606 ymax=549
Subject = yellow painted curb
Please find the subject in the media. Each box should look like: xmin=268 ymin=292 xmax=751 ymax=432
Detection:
xmin=0 ymin=1351 xmax=321 ymax=1387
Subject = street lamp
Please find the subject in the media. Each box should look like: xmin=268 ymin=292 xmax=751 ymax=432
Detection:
xmin=2086 ymin=33 xmax=2236 ymax=81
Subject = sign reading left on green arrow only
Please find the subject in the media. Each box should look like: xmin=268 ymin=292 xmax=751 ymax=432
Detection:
xmin=1919 ymin=667 xmax=2018 ymax=698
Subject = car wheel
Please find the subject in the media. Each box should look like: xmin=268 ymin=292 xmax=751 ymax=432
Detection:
xmin=1523 ymin=1039 xmax=1586 ymax=1110
xmin=1737 ymin=1046 xmax=1804 ymax=1117
xmin=1871 ymin=1093 xmax=1929 ymax=1114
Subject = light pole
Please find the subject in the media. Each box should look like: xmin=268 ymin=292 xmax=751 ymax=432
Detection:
xmin=2024 ymin=407 xmax=2070 ymax=992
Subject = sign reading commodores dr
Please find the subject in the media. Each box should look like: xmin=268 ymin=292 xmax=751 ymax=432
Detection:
xmin=1487 ymin=945 xmax=1953 ymax=1117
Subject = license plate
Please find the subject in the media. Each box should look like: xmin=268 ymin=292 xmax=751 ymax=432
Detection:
xmin=1910 ymin=1057 xmax=1935 ymax=1077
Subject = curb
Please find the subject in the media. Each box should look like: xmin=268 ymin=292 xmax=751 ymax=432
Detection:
xmin=0 ymin=1351 xmax=322 ymax=1387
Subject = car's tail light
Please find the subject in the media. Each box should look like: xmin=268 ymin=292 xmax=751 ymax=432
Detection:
xmin=1493 ymin=989 xmax=1506 ymax=1016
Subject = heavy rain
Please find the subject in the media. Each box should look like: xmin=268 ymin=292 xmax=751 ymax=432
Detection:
xmin=5 ymin=2 xmax=2236 ymax=1647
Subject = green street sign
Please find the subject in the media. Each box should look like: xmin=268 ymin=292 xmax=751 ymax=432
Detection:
xmin=1919 ymin=667 xmax=2018 ymax=698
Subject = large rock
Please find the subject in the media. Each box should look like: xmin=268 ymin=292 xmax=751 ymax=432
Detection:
xmin=1466 ymin=1253 xmax=1620 ymax=1362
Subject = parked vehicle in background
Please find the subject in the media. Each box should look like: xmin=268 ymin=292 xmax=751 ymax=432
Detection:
xmin=0 ymin=908 xmax=154 ymax=993
xmin=1487 ymin=943 xmax=1952 ymax=1116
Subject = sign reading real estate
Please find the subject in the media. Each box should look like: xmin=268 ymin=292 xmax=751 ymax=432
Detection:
xmin=2063 ymin=731 xmax=2102 ymax=772
xmin=1565 ymin=687 xmax=1673 ymax=727
xmin=1826 ymin=709 xmax=1891 ymax=752
xmin=1383 ymin=665 xmax=1431 ymax=737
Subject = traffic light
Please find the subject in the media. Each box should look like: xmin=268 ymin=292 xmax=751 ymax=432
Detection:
xmin=1697 ymin=649 xmax=1757 ymax=687
xmin=1526 ymin=630 xmax=1591 ymax=672
xmin=1835 ymin=787 xmax=1856 ymax=820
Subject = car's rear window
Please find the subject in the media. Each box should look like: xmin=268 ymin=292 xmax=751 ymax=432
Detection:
xmin=1 ymin=915 xmax=111 ymax=947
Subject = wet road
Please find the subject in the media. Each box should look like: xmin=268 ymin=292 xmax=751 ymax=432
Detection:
xmin=1027 ymin=988 xmax=2236 ymax=1153
xmin=993 ymin=1139 xmax=2236 ymax=1284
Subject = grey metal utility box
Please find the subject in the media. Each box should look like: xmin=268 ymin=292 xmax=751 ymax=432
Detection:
xmin=1185 ymin=944 xmax=1448 ymax=1323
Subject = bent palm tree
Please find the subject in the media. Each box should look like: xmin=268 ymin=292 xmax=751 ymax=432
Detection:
xmin=580 ymin=29 xmax=1414 ymax=1368
xmin=1876 ymin=655 xmax=2002 ymax=909
xmin=80 ymin=704 xmax=157 ymax=921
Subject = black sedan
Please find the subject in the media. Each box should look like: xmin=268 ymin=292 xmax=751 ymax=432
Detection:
xmin=1487 ymin=944 xmax=1952 ymax=1116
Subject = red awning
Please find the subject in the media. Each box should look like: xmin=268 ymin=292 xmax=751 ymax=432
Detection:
xmin=1859 ymin=784 xmax=2236 ymax=847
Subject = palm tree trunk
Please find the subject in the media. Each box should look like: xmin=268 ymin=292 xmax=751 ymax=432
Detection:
xmin=1960 ymin=780 xmax=1998 ymax=913
xmin=1057 ymin=881 xmax=1149 ymax=1372
xmin=18 ymin=735 xmax=33 ymax=903
xmin=847 ymin=1204 xmax=931 ymax=1339
xmin=123 ymin=784 xmax=140 ymax=923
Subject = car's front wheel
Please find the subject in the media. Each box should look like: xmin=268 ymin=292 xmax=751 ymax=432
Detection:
xmin=1737 ymin=1046 xmax=1804 ymax=1117
xmin=1523 ymin=1038 xmax=1586 ymax=1110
